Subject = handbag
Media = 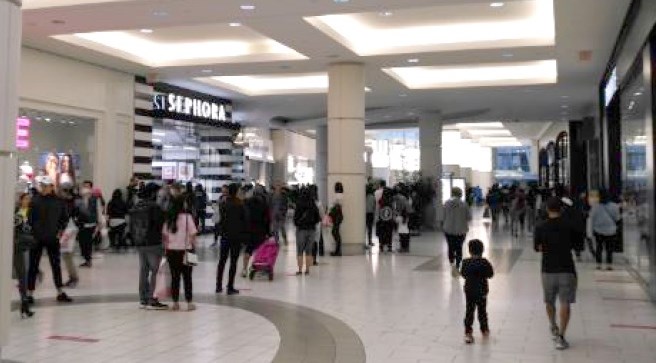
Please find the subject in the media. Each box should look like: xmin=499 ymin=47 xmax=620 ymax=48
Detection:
xmin=153 ymin=257 xmax=171 ymax=299
xmin=183 ymin=215 xmax=198 ymax=266
xmin=59 ymin=219 xmax=79 ymax=253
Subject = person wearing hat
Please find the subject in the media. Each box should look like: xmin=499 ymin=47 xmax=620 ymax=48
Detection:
xmin=129 ymin=182 xmax=168 ymax=310
xmin=26 ymin=176 xmax=73 ymax=303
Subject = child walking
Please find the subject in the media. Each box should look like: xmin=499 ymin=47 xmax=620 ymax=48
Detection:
xmin=396 ymin=210 xmax=411 ymax=253
xmin=460 ymin=239 xmax=494 ymax=344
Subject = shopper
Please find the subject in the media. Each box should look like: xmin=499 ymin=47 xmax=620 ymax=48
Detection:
xmin=396 ymin=208 xmax=411 ymax=253
xmin=14 ymin=193 xmax=35 ymax=318
xmin=377 ymin=188 xmax=396 ymax=253
xmin=242 ymin=186 xmax=270 ymax=277
xmin=26 ymin=176 xmax=73 ymax=303
xmin=329 ymin=182 xmax=344 ymax=256
xmin=589 ymin=189 xmax=620 ymax=270
xmin=510 ymin=189 xmax=527 ymax=236
xmin=107 ymin=189 xmax=129 ymax=251
xmin=461 ymin=239 xmax=494 ymax=344
xmin=162 ymin=197 xmax=198 ymax=312
xmin=194 ymin=184 xmax=208 ymax=233
xmin=129 ymin=183 xmax=168 ymax=310
xmin=59 ymin=187 xmax=79 ymax=287
xmin=217 ymin=183 xmax=247 ymax=295
xmin=365 ymin=186 xmax=376 ymax=247
xmin=271 ymin=183 xmax=289 ymax=245
xmin=74 ymin=180 xmax=100 ymax=267
xmin=294 ymin=188 xmax=321 ymax=275
xmin=534 ymin=197 xmax=578 ymax=350
xmin=443 ymin=187 xmax=472 ymax=277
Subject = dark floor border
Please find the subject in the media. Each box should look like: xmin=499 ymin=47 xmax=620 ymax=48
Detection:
xmin=14 ymin=293 xmax=366 ymax=363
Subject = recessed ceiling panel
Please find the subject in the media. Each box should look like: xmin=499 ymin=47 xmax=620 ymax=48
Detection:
xmin=305 ymin=0 xmax=554 ymax=56
xmin=52 ymin=24 xmax=308 ymax=68
xmin=383 ymin=60 xmax=558 ymax=89
xmin=23 ymin=0 xmax=135 ymax=9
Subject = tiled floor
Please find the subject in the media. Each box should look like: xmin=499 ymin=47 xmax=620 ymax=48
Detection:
xmin=3 ymin=214 xmax=656 ymax=363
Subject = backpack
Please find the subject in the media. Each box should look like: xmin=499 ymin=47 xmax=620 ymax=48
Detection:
xmin=129 ymin=202 xmax=153 ymax=247
xmin=379 ymin=205 xmax=394 ymax=222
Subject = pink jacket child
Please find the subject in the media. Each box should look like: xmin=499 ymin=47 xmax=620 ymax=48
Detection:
xmin=162 ymin=213 xmax=198 ymax=251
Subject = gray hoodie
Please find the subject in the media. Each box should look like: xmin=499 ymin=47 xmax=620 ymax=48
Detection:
xmin=442 ymin=198 xmax=471 ymax=236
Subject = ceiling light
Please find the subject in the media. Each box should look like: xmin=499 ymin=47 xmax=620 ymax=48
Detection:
xmin=68 ymin=121 xmax=75 ymax=125
xmin=379 ymin=11 xmax=393 ymax=17
xmin=45 ymin=118 xmax=51 ymax=122
xmin=201 ymin=69 xmax=213 ymax=73
xmin=202 ymin=72 xmax=329 ymax=96
xmin=502 ymin=53 xmax=514 ymax=57
xmin=561 ymin=95 xmax=569 ymax=98
xmin=140 ymin=29 xmax=153 ymax=33
xmin=490 ymin=2 xmax=505 ymax=7
xmin=407 ymin=58 xmax=419 ymax=63
xmin=229 ymin=22 xmax=242 ymax=27
xmin=334 ymin=0 xmax=350 ymax=3
xmin=383 ymin=60 xmax=558 ymax=89
xmin=399 ymin=93 xmax=407 ymax=97
xmin=152 ymin=10 xmax=168 ymax=17
xmin=634 ymin=92 xmax=643 ymax=96
xmin=305 ymin=0 xmax=554 ymax=56
xmin=240 ymin=5 xmax=255 ymax=10
xmin=456 ymin=122 xmax=504 ymax=129
xmin=561 ymin=105 xmax=568 ymax=108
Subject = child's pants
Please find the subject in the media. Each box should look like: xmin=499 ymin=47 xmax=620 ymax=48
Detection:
xmin=62 ymin=252 xmax=78 ymax=281
xmin=464 ymin=294 xmax=489 ymax=334
xmin=399 ymin=233 xmax=410 ymax=251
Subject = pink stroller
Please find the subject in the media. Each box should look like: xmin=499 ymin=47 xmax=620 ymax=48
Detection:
xmin=249 ymin=238 xmax=279 ymax=281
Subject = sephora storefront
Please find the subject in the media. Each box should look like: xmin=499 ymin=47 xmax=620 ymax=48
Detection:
xmin=133 ymin=78 xmax=243 ymax=205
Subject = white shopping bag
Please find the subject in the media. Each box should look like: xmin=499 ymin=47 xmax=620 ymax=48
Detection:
xmin=59 ymin=219 xmax=78 ymax=253
xmin=153 ymin=258 xmax=171 ymax=300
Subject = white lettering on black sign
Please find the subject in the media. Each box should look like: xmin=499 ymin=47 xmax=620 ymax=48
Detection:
xmin=153 ymin=93 xmax=228 ymax=122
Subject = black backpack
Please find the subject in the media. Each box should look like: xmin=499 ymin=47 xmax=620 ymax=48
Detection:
xmin=129 ymin=202 xmax=153 ymax=247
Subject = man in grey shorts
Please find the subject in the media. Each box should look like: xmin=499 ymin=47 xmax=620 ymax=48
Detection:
xmin=293 ymin=188 xmax=321 ymax=275
xmin=534 ymin=197 xmax=578 ymax=350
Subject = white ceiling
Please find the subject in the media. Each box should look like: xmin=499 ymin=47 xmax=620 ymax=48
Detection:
xmin=21 ymin=0 xmax=631 ymax=134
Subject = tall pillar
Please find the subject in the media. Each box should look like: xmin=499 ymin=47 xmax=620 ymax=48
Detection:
xmin=315 ymin=125 xmax=328 ymax=207
xmin=419 ymin=117 xmax=442 ymax=229
xmin=327 ymin=63 xmax=365 ymax=255
xmin=0 ymin=0 xmax=22 ymax=354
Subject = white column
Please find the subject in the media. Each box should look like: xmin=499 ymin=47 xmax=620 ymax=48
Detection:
xmin=419 ymin=117 xmax=442 ymax=229
xmin=315 ymin=125 xmax=328 ymax=207
xmin=327 ymin=63 xmax=365 ymax=255
xmin=0 ymin=0 xmax=22 ymax=354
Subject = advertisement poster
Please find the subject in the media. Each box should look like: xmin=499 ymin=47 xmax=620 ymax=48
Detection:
xmin=162 ymin=165 xmax=177 ymax=180
xmin=39 ymin=152 xmax=81 ymax=189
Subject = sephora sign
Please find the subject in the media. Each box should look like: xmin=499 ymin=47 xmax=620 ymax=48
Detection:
xmin=154 ymin=93 xmax=227 ymax=122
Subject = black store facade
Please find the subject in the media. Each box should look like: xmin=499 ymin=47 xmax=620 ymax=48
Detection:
xmin=133 ymin=77 xmax=243 ymax=221
xmin=599 ymin=0 xmax=656 ymax=300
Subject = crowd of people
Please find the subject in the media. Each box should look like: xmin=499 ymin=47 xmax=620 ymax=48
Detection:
xmin=12 ymin=173 xmax=623 ymax=352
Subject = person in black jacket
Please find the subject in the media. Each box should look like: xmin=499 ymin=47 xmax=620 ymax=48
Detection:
xmin=27 ymin=176 xmax=73 ymax=303
xmin=217 ymin=183 xmax=248 ymax=295
xmin=194 ymin=184 xmax=208 ymax=233
xmin=107 ymin=189 xmax=129 ymax=251
xmin=129 ymin=183 xmax=168 ymax=310
xmin=460 ymin=239 xmax=494 ymax=344
xmin=242 ymin=186 xmax=270 ymax=277
xmin=294 ymin=188 xmax=321 ymax=275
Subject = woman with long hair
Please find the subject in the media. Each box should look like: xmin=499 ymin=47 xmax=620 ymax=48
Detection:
xmin=58 ymin=153 xmax=76 ymax=189
xmin=216 ymin=183 xmax=247 ymax=295
xmin=107 ymin=189 xmax=128 ymax=251
xmin=44 ymin=152 xmax=59 ymax=190
xmin=162 ymin=197 xmax=197 ymax=311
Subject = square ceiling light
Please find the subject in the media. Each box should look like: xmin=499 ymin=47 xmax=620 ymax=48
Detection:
xmin=305 ymin=0 xmax=554 ymax=56
xmin=53 ymin=23 xmax=307 ymax=67
xmin=198 ymin=73 xmax=371 ymax=96
xmin=383 ymin=60 xmax=557 ymax=89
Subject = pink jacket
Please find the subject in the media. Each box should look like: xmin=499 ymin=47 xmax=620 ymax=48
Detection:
xmin=162 ymin=213 xmax=197 ymax=251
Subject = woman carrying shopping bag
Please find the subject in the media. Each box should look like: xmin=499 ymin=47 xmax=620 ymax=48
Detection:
xmin=162 ymin=197 xmax=197 ymax=311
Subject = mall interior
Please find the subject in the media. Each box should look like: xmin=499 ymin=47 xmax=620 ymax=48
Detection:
xmin=1 ymin=0 xmax=656 ymax=362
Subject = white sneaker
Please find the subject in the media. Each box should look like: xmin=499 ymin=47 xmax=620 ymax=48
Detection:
xmin=555 ymin=335 xmax=569 ymax=350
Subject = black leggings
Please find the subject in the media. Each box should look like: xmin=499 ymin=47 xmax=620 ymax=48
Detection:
xmin=445 ymin=234 xmax=466 ymax=268
xmin=464 ymin=295 xmax=488 ymax=334
xmin=332 ymin=223 xmax=342 ymax=254
xmin=217 ymin=239 xmax=241 ymax=290
xmin=109 ymin=224 xmax=126 ymax=249
xmin=28 ymin=238 xmax=63 ymax=291
xmin=594 ymin=233 xmax=615 ymax=265
xmin=366 ymin=213 xmax=374 ymax=244
xmin=166 ymin=250 xmax=193 ymax=302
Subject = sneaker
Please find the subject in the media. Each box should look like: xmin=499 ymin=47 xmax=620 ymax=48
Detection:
xmin=26 ymin=296 xmax=35 ymax=305
xmin=241 ymin=270 xmax=247 ymax=278
xmin=170 ymin=303 xmax=180 ymax=311
xmin=482 ymin=330 xmax=490 ymax=338
xmin=606 ymin=265 xmax=613 ymax=271
xmin=56 ymin=292 xmax=73 ymax=303
xmin=215 ymin=287 xmax=223 ymax=294
xmin=186 ymin=303 xmax=196 ymax=311
xmin=555 ymin=335 xmax=569 ymax=350
xmin=464 ymin=334 xmax=474 ymax=344
xmin=304 ymin=270 xmax=310 ymax=275
xmin=451 ymin=265 xmax=460 ymax=278
xmin=550 ymin=325 xmax=560 ymax=340
xmin=79 ymin=262 xmax=92 ymax=268
xmin=139 ymin=301 xmax=148 ymax=309
xmin=147 ymin=301 xmax=169 ymax=310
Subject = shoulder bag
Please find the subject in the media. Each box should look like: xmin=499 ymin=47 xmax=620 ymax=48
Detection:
xmin=183 ymin=214 xmax=199 ymax=266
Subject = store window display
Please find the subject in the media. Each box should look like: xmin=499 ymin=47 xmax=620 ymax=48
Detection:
xmin=16 ymin=109 xmax=95 ymax=192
